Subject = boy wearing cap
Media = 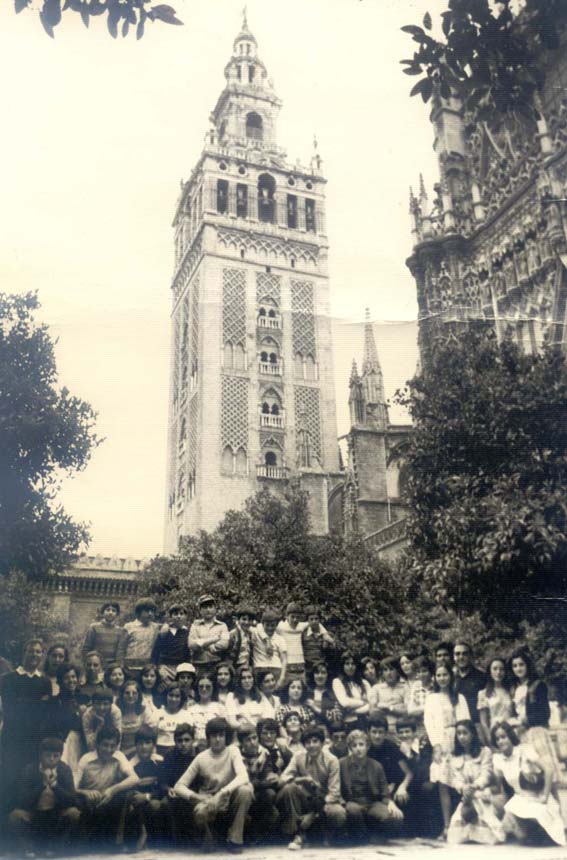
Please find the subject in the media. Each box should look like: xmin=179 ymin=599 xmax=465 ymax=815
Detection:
xmin=175 ymin=663 xmax=197 ymax=705
xmin=250 ymin=610 xmax=288 ymax=688
xmin=188 ymin=595 xmax=230 ymax=676
xmin=151 ymin=604 xmax=191 ymax=689
xmin=123 ymin=599 xmax=160 ymax=676
xmin=227 ymin=605 xmax=255 ymax=671
xmin=82 ymin=603 xmax=127 ymax=669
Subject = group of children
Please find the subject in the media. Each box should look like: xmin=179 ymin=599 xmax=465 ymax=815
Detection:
xmin=1 ymin=594 xmax=566 ymax=856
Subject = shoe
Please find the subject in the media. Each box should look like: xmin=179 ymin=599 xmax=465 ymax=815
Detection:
xmin=288 ymin=834 xmax=304 ymax=851
xmin=226 ymin=841 xmax=243 ymax=854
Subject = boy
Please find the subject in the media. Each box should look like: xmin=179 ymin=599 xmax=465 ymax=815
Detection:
xmin=125 ymin=727 xmax=164 ymax=850
xmin=278 ymin=725 xmax=346 ymax=850
xmin=434 ymin=641 xmax=453 ymax=670
xmin=151 ymin=604 xmax=191 ymax=688
xmin=82 ymin=602 xmax=127 ymax=669
xmin=188 ymin=594 xmax=230 ymax=675
xmin=79 ymin=651 xmax=105 ymax=704
xmin=327 ymin=721 xmax=348 ymax=760
xmin=258 ymin=718 xmax=292 ymax=776
xmin=368 ymin=657 xmax=407 ymax=734
xmin=396 ymin=718 xmax=442 ymax=838
xmin=174 ymin=717 xmax=252 ymax=853
xmin=175 ymin=662 xmax=197 ymax=705
xmin=339 ymin=729 xmax=403 ymax=843
xmin=227 ymin=604 xmax=256 ymax=670
xmin=81 ymin=687 xmax=122 ymax=751
xmin=9 ymin=737 xmax=80 ymax=858
xmin=76 ymin=727 xmax=139 ymax=846
xmin=159 ymin=723 xmax=197 ymax=844
xmin=123 ymin=599 xmax=160 ymax=676
xmin=301 ymin=606 xmax=335 ymax=672
xmin=282 ymin=712 xmax=305 ymax=754
xmin=250 ymin=609 xmax=288 ymax=688
xmin=237 ymin=724 xmax=279 ymax=837
xmin=367 ymin=716 xmax=412 ymax=806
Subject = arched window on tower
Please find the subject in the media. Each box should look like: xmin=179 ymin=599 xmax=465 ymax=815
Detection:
xmin=217 ymin=179 xmax=228 ymax=215
xmin=246 ymin=112 xmax=263 ymax=141
xmin=258 ymin=174 xmax=276 ymax=223
xmin=265 ymin=451 xmax=277 ymax=467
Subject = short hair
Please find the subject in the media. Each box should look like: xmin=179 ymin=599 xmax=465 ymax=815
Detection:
xmin=396 ymin=717 xmax=417 ymax=732
xmin=454 ymin=640 xmax=472 ymax=655
xmin=174 ymin=722 xmax=195 ymax=740
xmin=135 ymin=725 xmax=157 ymax=745
xmin=96 ymin=727 xmax=120 ymax=747
xmin=100 ymin=601 xmax=120 ymax=614
xmin=205 ymin=717 xmax=233 ymax=744
xmin=236 ymin=724 xmax=258 ymax=744
xmin=368 ymin=715 xmax=388 ymax=732
xmin=165 ymin=683 xmax=188 ymax=708
xmin=135 ymin=598 xmax=157 ymax=617
xmin=490 ymin=721 xmax=520 ymax=749
xmin=262 ymin=609 xmax=280 ymax=623
xmin=282 ymin=710 xmax=302 ymax=728
xmin=23 ymin=638 xmax=44 ymax=655
xmin=168 ymin=603 xmax=187 ymax=615
xmin=40 ymin=737 xmax=64 ymax=754
xmin=304 ymin=605 xmax=319 ymax=617
xmin=380 ymin=656 xmax=400 ymax=672
xmin=435 ymin=640 xmax=453 ymax=655
xmin=46 ymin=642 xmax=69 ymax=664
xmin=257 ymin=718 xmax=279 ymax=735
xmin=346 ymin=729 xmax=368 ymax=750
xmin=84 ymin=650 xmax=103 ymax=664
xmin=235 ymin=604 xmax=255 ymax=618
xmin=302 ymin=725 xmax=325 ymax=744
xmin=328 ymin=720 xmax=346 ymax=735
xmin=92 ymin=687 xmax=113 ymax=704
xmin=412 ymin=655 xmax=434 ymax=675
xmin=286 ymin=602 xmax=302 ymax=614
xmin=56 ymin=662 xmax=81 ymax=686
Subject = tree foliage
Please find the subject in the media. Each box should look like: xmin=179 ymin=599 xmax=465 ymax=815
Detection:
xmin=15 ymin=0 xmax=182 ymax=39
xmin=401 ymin=0 xmax=567 ymax=121
xmin=0 ymin=292 xmax=101 ymax=579
xmin=0 ymin=572 xmax=68 ymax=662
xmin=141 ymin=486 xmax=405 ymax=658
xmin=395 ymin=326 xmax=567 ymax=619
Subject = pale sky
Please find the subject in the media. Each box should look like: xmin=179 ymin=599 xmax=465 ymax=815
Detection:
xmin=0 ymin=0 xmax=441 ymax=558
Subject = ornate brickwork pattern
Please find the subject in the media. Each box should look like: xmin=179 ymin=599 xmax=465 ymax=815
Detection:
xmin=188 ymin=394 xmax=199 ymax=472
xmin=291 ymin=280 xmax=316 ymax=358
xmin=294 ymin=386 xmax=321 ymax=461
xmin=172 ymin=235 xmax=203 ymax=301
xmin=217 ymin=228 xmax=319 ymax=265
xmin=180 ymin=295 xmax=190 ymax=398
xmin=223 ymin=268 xmax=247 ymax=346
xmin=191 ymin=276 xmax=200 ymax=380
xmin=221 ymin=376 xmax=249 ymax=452
xmin=172 ymin=314 xmax=181 ymax=410
xmin=256 ymin=272 xmax=281 ymax=306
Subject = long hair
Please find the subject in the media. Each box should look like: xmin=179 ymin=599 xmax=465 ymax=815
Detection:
xmin=282 ymin=677 xmax=309 ymax=705
xmin=337 ymin=651 xmax=364 ymax=694
xmin=140 ymin=663 xmax=162 ymax=707
xmin=307 ymin=662 xmax=332 ymax=692
xmin=164 ymin=683 xmax=188 ymax=712
xmin=45 ymin=643 xmax=69 ymax=675
xmin=432 ymin=665 xmax=459 ymax=706
xmin=510 ymin=649 xmax=538 ymax=685
xmin=104 ymin=663 xmax=126 ymax=691
xmin=490 ymin=721 xmax=520 ymax=750
xmin=212 ymin=662 xmax=235 ymax=700
xmin=117 ymin=680 xmax=144 ymax=716
xmin=194 ymin=674 xmax=215 ymax=704
xmin=233 ymin=667 xmax=262 ymax=705
xmin=484 ymin=657 xmax=511 ymax=697
xmin=453 ymin=719 xmax=482 ymax=758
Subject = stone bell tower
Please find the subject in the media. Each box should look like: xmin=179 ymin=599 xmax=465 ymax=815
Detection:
xmin=164 ymin=13 xmax=339 ymax=552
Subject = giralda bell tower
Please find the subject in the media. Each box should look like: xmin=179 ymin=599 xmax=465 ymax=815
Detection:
xmin=164 ymin=13 xmax=339 ymax=552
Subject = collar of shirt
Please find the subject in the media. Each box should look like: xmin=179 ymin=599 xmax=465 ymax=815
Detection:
xmin=195 ymin=617 xmax=222 ymax=626
xmin=16 ymin=666 xmax=42 ymax=678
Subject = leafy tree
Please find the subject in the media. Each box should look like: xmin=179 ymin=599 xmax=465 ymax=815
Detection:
xmin=15 ymin=0 xmax=182 ymax=39
xmin=0 ymin=572 xmax=69 ymax=663
xmin=395 ymin=325 xmax=567 ymax=620
xmin=0 ymin=292 xmax=100 ymax=579
xmin=141 ymin=486 xmax=405 ymax=658
xmin=401 ymin=0 xmax=567 ymax=121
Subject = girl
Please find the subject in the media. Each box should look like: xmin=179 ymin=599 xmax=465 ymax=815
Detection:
xmin=477 ymin=657 xmax=514 ymax=745
xmin=45 ymin=662 xmax=85 ymax=777
xmin=405 ymin=655 xmax=434 ymax=733
xmin=510 ymin=648 xmax=560 ymax=784
xmin=368 ymin=656 xmax=407 ymax=734
xmin=332 ymin=652 xmax=368 ymax=729
xmin=139 ymin=663 xmax=162 ymax=715
xmin=275 ymin=678 xmax=317 ymax=729
xmin=257 ymin=669 xmax=282 ymax=718
xmin=44 ymin=643 xmax=69 ymax=696
xmin=305 ymin=662 xmax=342 ymax=724
xmin=360 ymin=656 xmax=379 ymax=691
xmin=446 ymin=719 xmax=506 ymax=845
xmin=424 ymin=664 xmax=470 ymax=837
xmin=492 ymin=721 xmax=566 ymax=846
xmin=225 ymin=666 xmax=271 ymax=729
xmin=189 ymin=674 xmax=226 ymax=748
xmin=213 ymin=661 xmax=235 ymax=706
xmin=104 ymin=662 xmax=126 ymax=704
xmin=155 ymin=684 xmax=189 ymax=756
xmin=117 ymin=679 xmax=157 ymax=757
xmin=399 ymin=651 xmax=416 ymax=684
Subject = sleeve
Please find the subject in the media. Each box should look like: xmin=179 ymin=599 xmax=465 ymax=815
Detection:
xmin=456 ymin=694 xmax=471 ymax=723
xmin=229 ymin=745 xmax=250 ymax=788
xmin=325 ymin=753 xmax=342 ymax=805
xmin=424 ymin=695 xmax=444 ymax=748
xmin=175 ymin=756 xmax=200 ymax=791
xmin=188 ymin=621 xmax=203 ymax=651
xmin=332 ymin=678 xmax=360 ymax=710
xmin=116 ymin=750 xmax=137 ymax=780
xmin=210 ymin=622 xmax=230 ymax=655
xmin=473 ymin=747 xmax=493 ymax=790
xmin=477 ymin=689 xmax=487 ymax=713
xmin=54 ymin=764 xmax=77 ymax=808
xmin=225 ymin=693 xmax=240 ymax=728
xmin=115 ymin=627 xmax=127 ymax=663
xmin=76 ymin=753 xmax=91 ymax=789
xmin=111 ymin=705 xmax=123 ymax=738
xmin=81 ymin=711 xmax=97 ymax=751
xmin=82 ymin=624 xmax=96 ymax=659
xmin=275 ymin=633 xmax=287 ymax=657
xmin=281 ymin=752 xmax=300 ymax=783
xmin=449 ymin=756 xmax=466 ymax=794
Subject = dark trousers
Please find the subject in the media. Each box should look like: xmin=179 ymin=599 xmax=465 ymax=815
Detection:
xmin=9 ymin=806 xmax=81 ymax=852
xmin=181 ymin=785 xmax=254 ymax=846
xmin=344 ymin=800 xmax=402 ymax=842
xmin=276 ymin=783 xmax=346 ymax=838
xmin=405 ymin=781 xmax=444 ymax=838
xmin=247 ymin=788 xmax=279 ymax=838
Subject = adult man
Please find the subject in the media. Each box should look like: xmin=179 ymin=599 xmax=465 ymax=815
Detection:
xmin=188 ymin=595 xmax=229 ymax=676
xmin=250 ymin=609 xmax=287 ymax=688
xmin=174 ymin=717 xmax=252 ymax=853
xmin=453 ymin=641 xmax=486 ymax=725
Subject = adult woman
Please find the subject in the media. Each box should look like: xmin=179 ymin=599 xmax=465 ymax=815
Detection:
xmin=139 ymin=662 xmax=162 ymax=715
xmin=477 ymin=657 xmax=514 ymax=745
xmin=213 ymin=661 xmax=235 ymax=706
xmin=405 ymin=655 xmax=434 ymax=732
xmin=44 ymin=643 xmax=69 ymax=696
xmin=492 ymin=721 xmax=566 ymax=846
xmin=104 ymin=662 xmax=126 ymax=704
xmin=424 ymin=664 xmax=470 ymax=836
xmin=45 ymin=662 xmax=85 ymax=776
xmin=510 ymin=649 xmax=560 ymax=783
xmin=332 ymin=652 xmax=368 ymax=728
xmin=305 ymin=662 xmax=342 ymax=725
xmin=225 ymin=666 xmax=271 ymax=729
xmin=257 ymin=669 xmax=282 ymax=718
xmin=189 ymin=674 xmax=226 ymax=748
xmin=275 ymin=678 xmax=317 ymax=729
xmin=117 ymin=679 xmax=157 ymax=757
xmin=446 ymin=720 xmax=506 ymax=845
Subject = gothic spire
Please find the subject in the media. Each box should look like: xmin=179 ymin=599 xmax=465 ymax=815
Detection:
xmin=361 ymin=308 xmax=381 ymax=376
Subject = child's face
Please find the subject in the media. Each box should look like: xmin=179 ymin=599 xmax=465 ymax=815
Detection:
xmin=397 ymin=726 xmax=415 ymax=745
xmin=169 ymin=609 xmax=187 ymax=628
xmin=48 ymin=648 xmax=66 ymax=672
xmin=383 ymin=665 xmax=399 ymax=685
xmin=369 ymin=726 xmax=386 ymax=747
xmin=331 ymin=730 xmax=347 ymax=748
xmin=313 ymin=666 xmax=328 ymax=687
xmin=349 ymin=738 xmax=368 ymax=760
xmin=400 ymin=655 xmax=413 ymax=676
xmin=86 ymin=656 xmax=102 ymax=677
xmin=177 ymin=673 xmax=194 ymax=690
xmin=418 ymin=666 xmax=432 ymax=685
xmin=512 ymin=657 xmax=528 ymax=681
xmin=123 ymin=683 xmax=139 ymax=706
xmin=175 ymin=732 xmax=194 ymax=753
xmin=242 ymin=732 xmax=259 ymax=755
xmin=343 ymin=658 xmax=356 ymax=677
xmin=24 ymin=642 xmax=44 ymax=671
xmin=456 ymin=724 xmax=473 ymax=748
xmin=141 ymin=669 xmax=157 ymax=689
xmin=139 ymin=609 xmax=154 ymax=625
xmin=93 ymin=699 xmax=112 ymax=717
xmin=62 ymin=669 xmax=79 ymax=693
xmin=240 ymin=670 xmax=254 ymax=692
xmin=216 ymin=666 xmax=231 ymax=688
xmin=41 ymin=750 xmax=62 ymax=769
xmin=239 ymin=613 xmax=252 ymax=631
xmin=208 ymin=730 xmax=226 ymax=754
xmin=97 ymin=738 xmax=118 ymax=762
xmin=136 ymin=739 xmax=155 ymax=761
xmin=435 ymin=665 xmax=451 ymax=689
xmin=102 ymin=606 xmax=118 ymax=624
xmin=307 ymin=613 xmax=320 ymax=627
xmin=490 ymin=660 xmax=506 ymax=683
xmin=261 ymin=674 xmax=276 ymax=695
xmin=363 ymin=662 xmax=378 ymax=684
xmin=435 ymin=648 xmax=452 ymax=668
xmin=264 ymin=619 xmax=277 ymax=636
xmin=305 ymin=736 xmax=323 ymax=756
xmin=201 ymin=602 xmax=216 ymax=621
xmin=288 ymin=681 xmax=303 ymax=702
xmin=285 ymin=715 xmax=301 ymax=734
xmin=287 ymin=612 xmax=300 ymax=628
xmin=167 ymin=689 xmax=182 ymax=711
xmin=198 ymin=679 xmax=213 ymax=699
xmin=259 ymin=728 xmax=277 ymax=748
xmin=109 ymin=667 xmax=125 ymax=688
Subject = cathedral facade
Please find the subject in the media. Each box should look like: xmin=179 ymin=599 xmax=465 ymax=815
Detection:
xmin=163 ymin=17 xmax=340 ymax=552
